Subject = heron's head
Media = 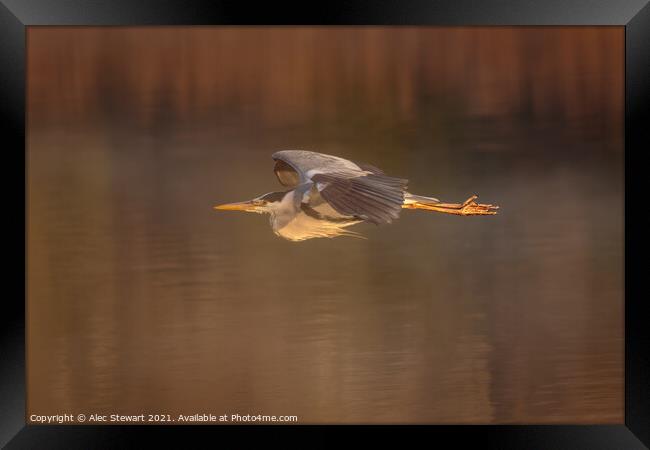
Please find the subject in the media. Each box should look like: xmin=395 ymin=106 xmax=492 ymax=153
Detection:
xmin=213 ymin=191 xmax=290 ymax=215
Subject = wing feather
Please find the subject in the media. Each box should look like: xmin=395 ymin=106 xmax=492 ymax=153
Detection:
xmin=312 ymin=172 xmax=408 ymax=225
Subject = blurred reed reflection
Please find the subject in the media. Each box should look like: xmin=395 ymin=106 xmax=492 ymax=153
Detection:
xmin=27 ymin=27 xmax=623 ymax=423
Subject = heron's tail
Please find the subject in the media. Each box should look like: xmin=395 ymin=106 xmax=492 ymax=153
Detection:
xmin=402 ymin=193 xmax=498 ymax=216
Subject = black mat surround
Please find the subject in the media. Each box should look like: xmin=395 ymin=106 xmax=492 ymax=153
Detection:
xmin=2 ymin=0 xmax=649 ymax=448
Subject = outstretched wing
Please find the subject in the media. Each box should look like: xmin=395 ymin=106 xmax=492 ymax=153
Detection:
xmin=272 ymin=150 xmax=408 ymax=225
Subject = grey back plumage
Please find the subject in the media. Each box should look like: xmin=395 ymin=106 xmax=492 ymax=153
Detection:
xmin=272 ymin=150 xmax=408 ymax=225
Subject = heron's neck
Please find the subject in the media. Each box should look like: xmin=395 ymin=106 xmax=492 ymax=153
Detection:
xmin=269 ymin=190 xmax=299 ymax=230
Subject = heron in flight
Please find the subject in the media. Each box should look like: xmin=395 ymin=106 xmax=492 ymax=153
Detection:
xmin=214 ymin=150 xmax=498 ymax=241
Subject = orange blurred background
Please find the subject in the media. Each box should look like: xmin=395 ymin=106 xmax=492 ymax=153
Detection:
xmin=27 ymin=27 xmax=623 ymax=424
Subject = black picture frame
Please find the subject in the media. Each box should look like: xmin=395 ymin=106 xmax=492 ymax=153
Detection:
xmin=3 ymin=0 xmax=648 ymax=447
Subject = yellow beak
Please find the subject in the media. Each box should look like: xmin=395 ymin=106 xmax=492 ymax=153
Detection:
xmin=213 ymin=200 xmax=256 ymax=212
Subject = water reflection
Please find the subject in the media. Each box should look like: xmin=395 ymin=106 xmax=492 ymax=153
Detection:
xmin=27 ymin=27 xmax=623 ymax=423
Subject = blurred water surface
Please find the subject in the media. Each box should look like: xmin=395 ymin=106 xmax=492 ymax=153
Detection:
xmin=27 ymin=27 xmax=623 ymax=423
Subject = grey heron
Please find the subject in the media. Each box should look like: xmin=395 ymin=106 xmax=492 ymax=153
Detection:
xmin=214 ymin=150 xmax=498 ymax=241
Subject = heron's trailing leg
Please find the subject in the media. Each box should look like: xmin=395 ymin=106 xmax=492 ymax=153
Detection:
xmin=403 ymin=194 xmax=498 ymax=216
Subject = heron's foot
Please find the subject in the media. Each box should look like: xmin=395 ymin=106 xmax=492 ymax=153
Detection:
xmin=458 ymin=195 xmax=499 ymax=215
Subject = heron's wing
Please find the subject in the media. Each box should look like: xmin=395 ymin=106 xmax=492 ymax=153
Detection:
xmin=311 ymin=172 xmax=408 ymax=225
xmin=273 ymin=159 xmax=302 ymax=187
xmin=272 ymin=150 xmax=362 ymax=187
xmin=272 ymin=150 xmax=407 ymax=224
